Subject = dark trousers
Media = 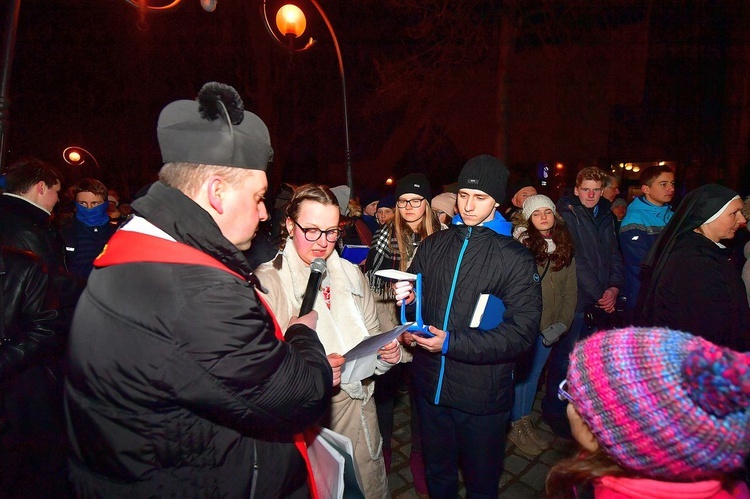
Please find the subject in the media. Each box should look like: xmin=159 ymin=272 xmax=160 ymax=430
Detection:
xmin=374 ymin=363 xmax=403 ymax=451
xmin=374 ymin=363 xmax=423 ymax=454
xmin=0 ymin=364 xmax=69 ymax=498
xmin=541 ymin=312 xmax=594 ymax=438
xmin=417 ymin=395 xmax=509 ymax=499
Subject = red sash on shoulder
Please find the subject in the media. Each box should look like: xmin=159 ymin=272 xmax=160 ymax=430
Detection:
xmin=95 ymin=230 xmax=319 ymax=499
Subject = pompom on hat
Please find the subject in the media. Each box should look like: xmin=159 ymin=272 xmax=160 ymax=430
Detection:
xmin=522 ymin=194 xmax=555 ymax=220
xmin=567 ymin=327 xmax=750 ymax=480
xmin=157 ymin=82 xmax=273 ymax=171
xmin=457 ymin=155 xmax=509 ymax=204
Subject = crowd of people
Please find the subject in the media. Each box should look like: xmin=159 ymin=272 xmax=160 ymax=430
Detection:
xmin=0 ymin=81 xmax=748 ymax=499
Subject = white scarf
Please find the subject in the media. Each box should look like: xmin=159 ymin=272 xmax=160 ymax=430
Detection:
xmin=278 ymin=241 xmax=377 ymax=399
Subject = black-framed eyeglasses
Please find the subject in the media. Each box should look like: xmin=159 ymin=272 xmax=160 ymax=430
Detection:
xmin=396 ymin=198 xmax=425 ymax=208
xmin=557 ymin=379 xmax=574 ymax=403
xmin=293 ymin=220 xmax=343 ymax=243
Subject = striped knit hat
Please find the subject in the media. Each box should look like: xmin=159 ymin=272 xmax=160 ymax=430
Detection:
xmin=567 ymin=327 xmax=750 ymax=480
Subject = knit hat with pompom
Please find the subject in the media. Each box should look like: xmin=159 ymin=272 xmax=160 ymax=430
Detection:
xmin=567 ymin=327 xmax=750 ymax=480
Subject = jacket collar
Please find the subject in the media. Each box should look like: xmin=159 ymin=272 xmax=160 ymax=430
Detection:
xmin=130 ymin=181 xmax=254 ymax=278
xmin=452 ymin=210 xmax=512 ymax=236
xmin=0 ymin=193 xmax=52 ymax=223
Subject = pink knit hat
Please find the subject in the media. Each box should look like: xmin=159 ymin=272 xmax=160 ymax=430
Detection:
xmin=567 ymin=327 xmax=750 ymax=480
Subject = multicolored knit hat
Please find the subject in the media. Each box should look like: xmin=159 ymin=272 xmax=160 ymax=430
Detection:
xmin=567 ymin=327 xmax=750 ymax=480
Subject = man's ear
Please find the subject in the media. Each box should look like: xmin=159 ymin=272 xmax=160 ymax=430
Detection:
xmin=36 ymin=181 xmax=46 ymax=195
xmin=641 ymin=184 xmax=649 ymax=196
xmin=206 ymin=176 xmax=225 ymax=215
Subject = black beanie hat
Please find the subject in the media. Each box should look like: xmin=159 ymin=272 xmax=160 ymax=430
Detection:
xmin=395 ymin=173 xmax=432 ymax=201
xmin=457 ymin=155 xmax=509 ymax=204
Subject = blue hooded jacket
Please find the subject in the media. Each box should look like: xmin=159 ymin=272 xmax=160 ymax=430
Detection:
xmin=618 ymin=196 xmax=673 ymax=308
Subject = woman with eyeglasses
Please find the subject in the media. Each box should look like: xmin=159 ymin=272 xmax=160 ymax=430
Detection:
xmin=546 ymin=327 xmax=750 ymax=499
xmin=255 ymin=184 xmax=401 ymax=499
xmin=364 ymin=172 xmax=442 ymax=491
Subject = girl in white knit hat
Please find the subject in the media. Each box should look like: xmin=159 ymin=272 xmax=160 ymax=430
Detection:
xmin=509 ymin=194 xmax=578 ymax=456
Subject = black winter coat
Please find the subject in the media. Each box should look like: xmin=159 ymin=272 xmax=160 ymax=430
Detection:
xmin=0 ymin=195 xmax=85 ymax=315
xmin=408 ymin=219 xmax=541 ymax=415
xmin=652 ymin=231 xmax=750 ymax=352
xmin=65 ymin=182 xmax=333 ymax=498
xmin=0 ymin=246 xmax=67 ymax=495
xmin=557 ymin=196 xmax=624 ymax=312
xmin=0 ymin=247 xmax=61 ymax=381
xmin=60 ymin=218 xmax=118 ymax=278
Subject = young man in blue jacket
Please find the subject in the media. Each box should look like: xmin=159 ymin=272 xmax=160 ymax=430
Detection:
xmin=395 ymin=155 xmax=541 ymax=499
xmin=619 ymin=165 xmax=675 ymax=311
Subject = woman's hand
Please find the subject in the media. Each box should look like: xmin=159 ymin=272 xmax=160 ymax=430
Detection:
xmin=327 ymin=353 xmax=346 ymax=387
xmin=393 ymin=280 xmax=415 ymax=306
xmin=378 ymin=339 xmax=402 ymax=364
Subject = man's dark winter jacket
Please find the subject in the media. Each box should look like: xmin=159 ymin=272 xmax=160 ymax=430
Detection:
xmin=60 ymin=218 xmax=117 ymax=278
xmin=557 ymin=196 xmax=624 ymax=312
xmin=65 ymin=182 xmax=333 ymax=498
xmin=0 ymin=247 xmax=61 ymax=381
xmin=408 ymin=213 xmax=541 ymax=415
xmin=0 ymin=194 xmax=84 ymax=314
xmin=0 ymin=247 xmax=67 ymax=495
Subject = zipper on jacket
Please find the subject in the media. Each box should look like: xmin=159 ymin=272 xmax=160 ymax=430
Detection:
xmin=434 ymin=226 xmax=472 ymax=405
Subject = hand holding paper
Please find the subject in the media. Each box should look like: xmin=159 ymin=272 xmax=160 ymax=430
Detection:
xmin=327 ymin=353 xmax=345 ymax=387
xmin=378 ymin=339 xmax=401 ymax=364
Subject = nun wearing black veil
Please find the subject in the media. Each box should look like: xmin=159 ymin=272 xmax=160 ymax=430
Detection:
xmin=637 ymin=183 xmax=750 ymax=352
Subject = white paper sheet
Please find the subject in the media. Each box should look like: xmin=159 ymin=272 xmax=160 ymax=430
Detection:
xmin=340 ymin=323 xmax=412 ymax=384
xmin=373 ymin=269 xmax=417 ymax=281
xmin=307 ymin=430 xmax=345 ymax=499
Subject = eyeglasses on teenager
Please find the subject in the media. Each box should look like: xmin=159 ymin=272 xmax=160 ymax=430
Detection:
xmin=396 ymin=198 xmax=425 ymax=208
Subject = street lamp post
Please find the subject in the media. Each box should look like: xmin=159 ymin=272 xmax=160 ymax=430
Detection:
xmin=63 ymin=146 xmax=101 ymax=174
xmin=0 ymin=0 xmax=21 ymax=173
xmin=262 ymin=0 xmax=353 ymax=202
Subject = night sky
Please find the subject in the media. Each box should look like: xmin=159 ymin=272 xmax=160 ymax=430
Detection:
xmin=6 ymin=1 xmax=750 ymax=200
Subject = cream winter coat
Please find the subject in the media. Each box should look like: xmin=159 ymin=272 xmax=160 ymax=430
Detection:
xmin=255 ymin=241 xmax=396 ymax=499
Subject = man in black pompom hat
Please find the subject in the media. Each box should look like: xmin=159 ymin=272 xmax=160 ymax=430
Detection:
xmin=65 ymin=82 xmax=332 ymax=497
xmin=392 ymin=154 xmax=541 ymax=497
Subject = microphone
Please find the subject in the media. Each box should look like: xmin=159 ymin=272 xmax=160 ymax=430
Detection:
xmin=299 ymin=258 xmax=327 ymax=316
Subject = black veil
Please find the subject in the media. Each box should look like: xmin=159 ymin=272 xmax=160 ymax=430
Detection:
xmin=636 ymin=184 xmax=740 ymax=324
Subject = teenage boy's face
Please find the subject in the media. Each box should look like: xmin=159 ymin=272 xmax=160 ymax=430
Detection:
xmin=574 ymin=180 xmax=603 ymax=209
xmin=457 ymin=188 xmax=497 ymax=226
xmin=643 ymin=172 xmax=675 ymax=206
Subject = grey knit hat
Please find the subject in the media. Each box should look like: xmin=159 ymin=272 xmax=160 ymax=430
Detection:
xmin=457 ymin=155 xmax=509 ymax=204
xmin=157 ymin=82 xmax=273 ymax=171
